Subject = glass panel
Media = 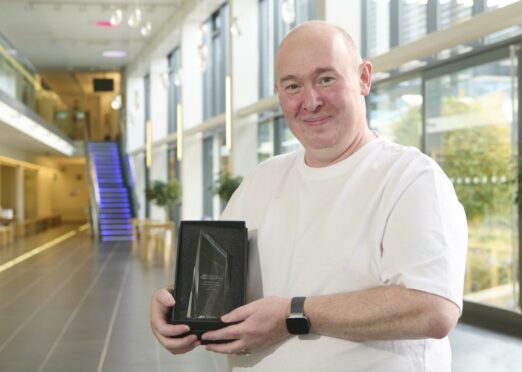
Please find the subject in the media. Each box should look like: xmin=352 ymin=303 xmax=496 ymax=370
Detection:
xmin=425 ymin=56 xmax=520 ymax=312
xmin=366 ymin=0 xmax=390 ymax=57
xmin=399 ymin=0 xmax=427 ymax=45
xmin=276 ymin=116 xmax=300 ymax=154
xmin=202 ymin=4 xmax=228 ymax=119
xmin=203 ymin=136 xmax=214 ymax=219
xmin=437 ymin=0 xmax=473 ymax=31
xmin=144 ymin=74 xmax=151 ymax=218
xmin=257 ymin=116 xmax=274 ymax=162
xmin=167 ymin=146 xmax=181 ymax=225
xmin=369 ymin=77 xmax=423 ymax=148
xmin=259 ymin=0 xmax=271 ymax=99
xmin=168 ymin=48 xmax=181 ymax=134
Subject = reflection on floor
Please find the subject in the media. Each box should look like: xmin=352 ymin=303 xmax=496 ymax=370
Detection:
xmin=0 ymin=224 xmax=520 ymax=371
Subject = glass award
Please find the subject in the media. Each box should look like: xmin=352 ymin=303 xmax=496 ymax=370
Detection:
xmin=170 ymin=220 xmax=247 ymax=342
xmin=187 ymin=230 xmax=230 ymax=319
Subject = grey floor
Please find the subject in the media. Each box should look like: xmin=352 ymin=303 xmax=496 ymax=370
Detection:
xmin=0 ymin=224 xmax=520 ymax=372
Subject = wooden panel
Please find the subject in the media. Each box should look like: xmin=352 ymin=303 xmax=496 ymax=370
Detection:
xmin=0 ymin=165 xmax=16 ymax=211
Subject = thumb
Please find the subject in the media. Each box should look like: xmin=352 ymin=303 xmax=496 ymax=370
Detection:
xmin=156 ymin=288 xmax=175 ymax=307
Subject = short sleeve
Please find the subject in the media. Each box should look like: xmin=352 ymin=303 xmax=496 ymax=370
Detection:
xmin=380 ymin=164 xmax=468 ymax=313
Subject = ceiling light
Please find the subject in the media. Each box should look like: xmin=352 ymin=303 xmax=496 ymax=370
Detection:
xmin=110 ymin=9 xmax=122 ymax=26
xmin=128 ymin=8 xmax=142 ymax=28
xmin=282 ymin=0 xmax=296 ymax=24
xmin=140 ymin=21 xmax=152 ymax=36
xmin=111 ymin=95 xmax=122 ymax=110
xmin=230 ymin=17 xmax=241 ymax=36
xmin=197 ymin=44 xmax=208 ymax=71
xmin=102 ymin=50 xmax=127 ymax=58
xmin=174 ymin=69 xmax=182 ymax=87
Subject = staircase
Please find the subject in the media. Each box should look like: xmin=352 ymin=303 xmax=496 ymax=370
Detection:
xmin=88 ymin=142 xmax=134 ymax=241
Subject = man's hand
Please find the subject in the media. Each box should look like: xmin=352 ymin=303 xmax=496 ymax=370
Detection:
xmin=150 ymin=288 xmax=200 ymax=354
xmin=202 ymin=297 xmax=291 ymax=355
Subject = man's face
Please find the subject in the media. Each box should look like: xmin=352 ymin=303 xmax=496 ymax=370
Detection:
xmin=275 ymin=27 xmax=371 ymax=164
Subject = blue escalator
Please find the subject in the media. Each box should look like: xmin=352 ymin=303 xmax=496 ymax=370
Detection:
xmin=87 ymin=141 xmax=134 ymax=241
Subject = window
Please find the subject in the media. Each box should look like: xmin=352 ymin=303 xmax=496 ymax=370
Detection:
xmin=364 ymin=0 xmax=390 ymax=58
xmin=425 ymin=51 xmax=519 ymax=312
xmin=144 ymin=73 xmax=151 ymax=218
xmin=203 ymin=4 xmax=229 ymax=120
xmin=257 ymin=111 xmax=300 ymax=162
xmin=399 ymin=0 xmax=427 ymax=45
xmin=167 ymin=145 xmax=181 ymax=225
xmin=258 ymin=0 xmax=317 ymax=99
xmin=202 ymin=136 xmax=214 ymax=218
xmin=167 ymin=48 xmax=181 ymax=134
xmin=369 ymin=77 xmax=423 ymax=149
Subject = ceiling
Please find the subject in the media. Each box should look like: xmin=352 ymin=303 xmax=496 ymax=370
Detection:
xmin=0 ymin=0 xmax=185 ymax=159
xmin=0 ymin=0 xmax=183 ymax=71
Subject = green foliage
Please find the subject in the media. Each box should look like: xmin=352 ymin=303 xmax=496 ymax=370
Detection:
xmin=435 ymin=96 xmax=513 ymax=222
xmin=145 ymin=179 xmax=181 ymax=208
xmin=213 ymin=171 xmax=242 ymax=202
xmin=391 ymin=104 xmax=421 ymax=147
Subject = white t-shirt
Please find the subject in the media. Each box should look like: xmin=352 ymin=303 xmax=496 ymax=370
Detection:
xmin=220 ymin=138 xmax=467 ymax=372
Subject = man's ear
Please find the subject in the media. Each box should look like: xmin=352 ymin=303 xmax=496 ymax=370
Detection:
xmin=359 ymin=61 xmax=372 ymax=96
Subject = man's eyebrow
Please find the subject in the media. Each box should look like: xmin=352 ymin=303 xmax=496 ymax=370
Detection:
xmin=278 ymin=67 xmax=337 ymax=84
xmin=314 ymin=67 xmax=336 ymax=75
xmin=278 ymin=75 xmax=298 ymax=84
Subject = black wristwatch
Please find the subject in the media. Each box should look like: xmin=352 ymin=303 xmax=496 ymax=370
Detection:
xmin=286 ymin=297 xmax=310 ymax=335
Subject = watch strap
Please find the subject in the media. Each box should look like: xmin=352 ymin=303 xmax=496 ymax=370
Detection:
xmin=291 ymin=296 xmax=306 ymax=314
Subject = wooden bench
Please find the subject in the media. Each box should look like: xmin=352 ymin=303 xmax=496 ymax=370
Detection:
xmin=0 ymin=224 xmax=15 ymax=246
xmin=16 ymin=214 xmax=62 ymax=237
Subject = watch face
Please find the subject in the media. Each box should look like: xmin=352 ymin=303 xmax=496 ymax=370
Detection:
xmin=286 ymin=317 xmax=310 ymax=335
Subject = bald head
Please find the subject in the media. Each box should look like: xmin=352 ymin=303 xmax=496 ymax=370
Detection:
xmin=276 ymin=21 xmax=363 ymax=77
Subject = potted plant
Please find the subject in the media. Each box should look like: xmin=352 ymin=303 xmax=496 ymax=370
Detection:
xmin=145 ymin=179 xmax=181 ymax=218
xmin=213 ymin=170 xmax=242 ymax=203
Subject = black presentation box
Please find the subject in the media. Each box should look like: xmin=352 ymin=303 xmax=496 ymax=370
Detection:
xmin=169 ymin=221 xmax=248 ymax=342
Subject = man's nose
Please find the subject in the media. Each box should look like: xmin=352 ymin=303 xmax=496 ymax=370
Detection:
xmin=303 ymin=85 xmax=323 ymax=112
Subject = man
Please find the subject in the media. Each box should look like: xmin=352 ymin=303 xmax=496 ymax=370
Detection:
xmin=150 ymin=21 xmax=467 ymax=371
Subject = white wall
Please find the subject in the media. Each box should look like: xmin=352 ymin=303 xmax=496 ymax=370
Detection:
xmin=230 ymin=0 xmax=259 ymax=177
xmin=126 ymin=76 xmax=146 ymax=153
xmin=150 ymin=144 xmax=168 ymax=220
xmin=150 ymin=58 xmax=169 ymax=142
xmin=181 ymin=133 xmax=203 ymax=219
xmin=131 ymin=152 xmax=146 ymax=218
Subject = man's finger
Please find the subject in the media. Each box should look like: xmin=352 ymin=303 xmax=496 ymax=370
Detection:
xmin=221 ymin=302 xmax=255 ymax=323
xmin=157 ymin=334 xmax=200 ymax=354
xmin=205 ymin=339 xmax=245 ymax=354
xmin=154 ymin=323 xmax=191 ymax=338
xmin=202 ymin=323 xmax=243 ymax=342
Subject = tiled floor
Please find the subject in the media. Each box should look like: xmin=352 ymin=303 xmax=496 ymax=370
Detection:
xmin=0 ymin=224 xmax=520 ymax=371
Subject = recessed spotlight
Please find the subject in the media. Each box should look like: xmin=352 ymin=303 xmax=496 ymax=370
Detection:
xmin=102 ymin=50 xmax=127 ymax=58
xmin=140 ymin=21 xmax=152 ymax=36
xmin=110 ymin=9 xmax=122 ymax=26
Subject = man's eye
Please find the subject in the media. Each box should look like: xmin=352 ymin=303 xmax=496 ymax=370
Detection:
xmin=319 ymin=76 xmax=335 ymax=85
xmin=285 ymin=84 xmax=300 ymax=92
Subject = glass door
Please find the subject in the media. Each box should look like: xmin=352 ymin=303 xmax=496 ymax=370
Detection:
xmin=424 ymin=46 xmax=519 ymax=312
